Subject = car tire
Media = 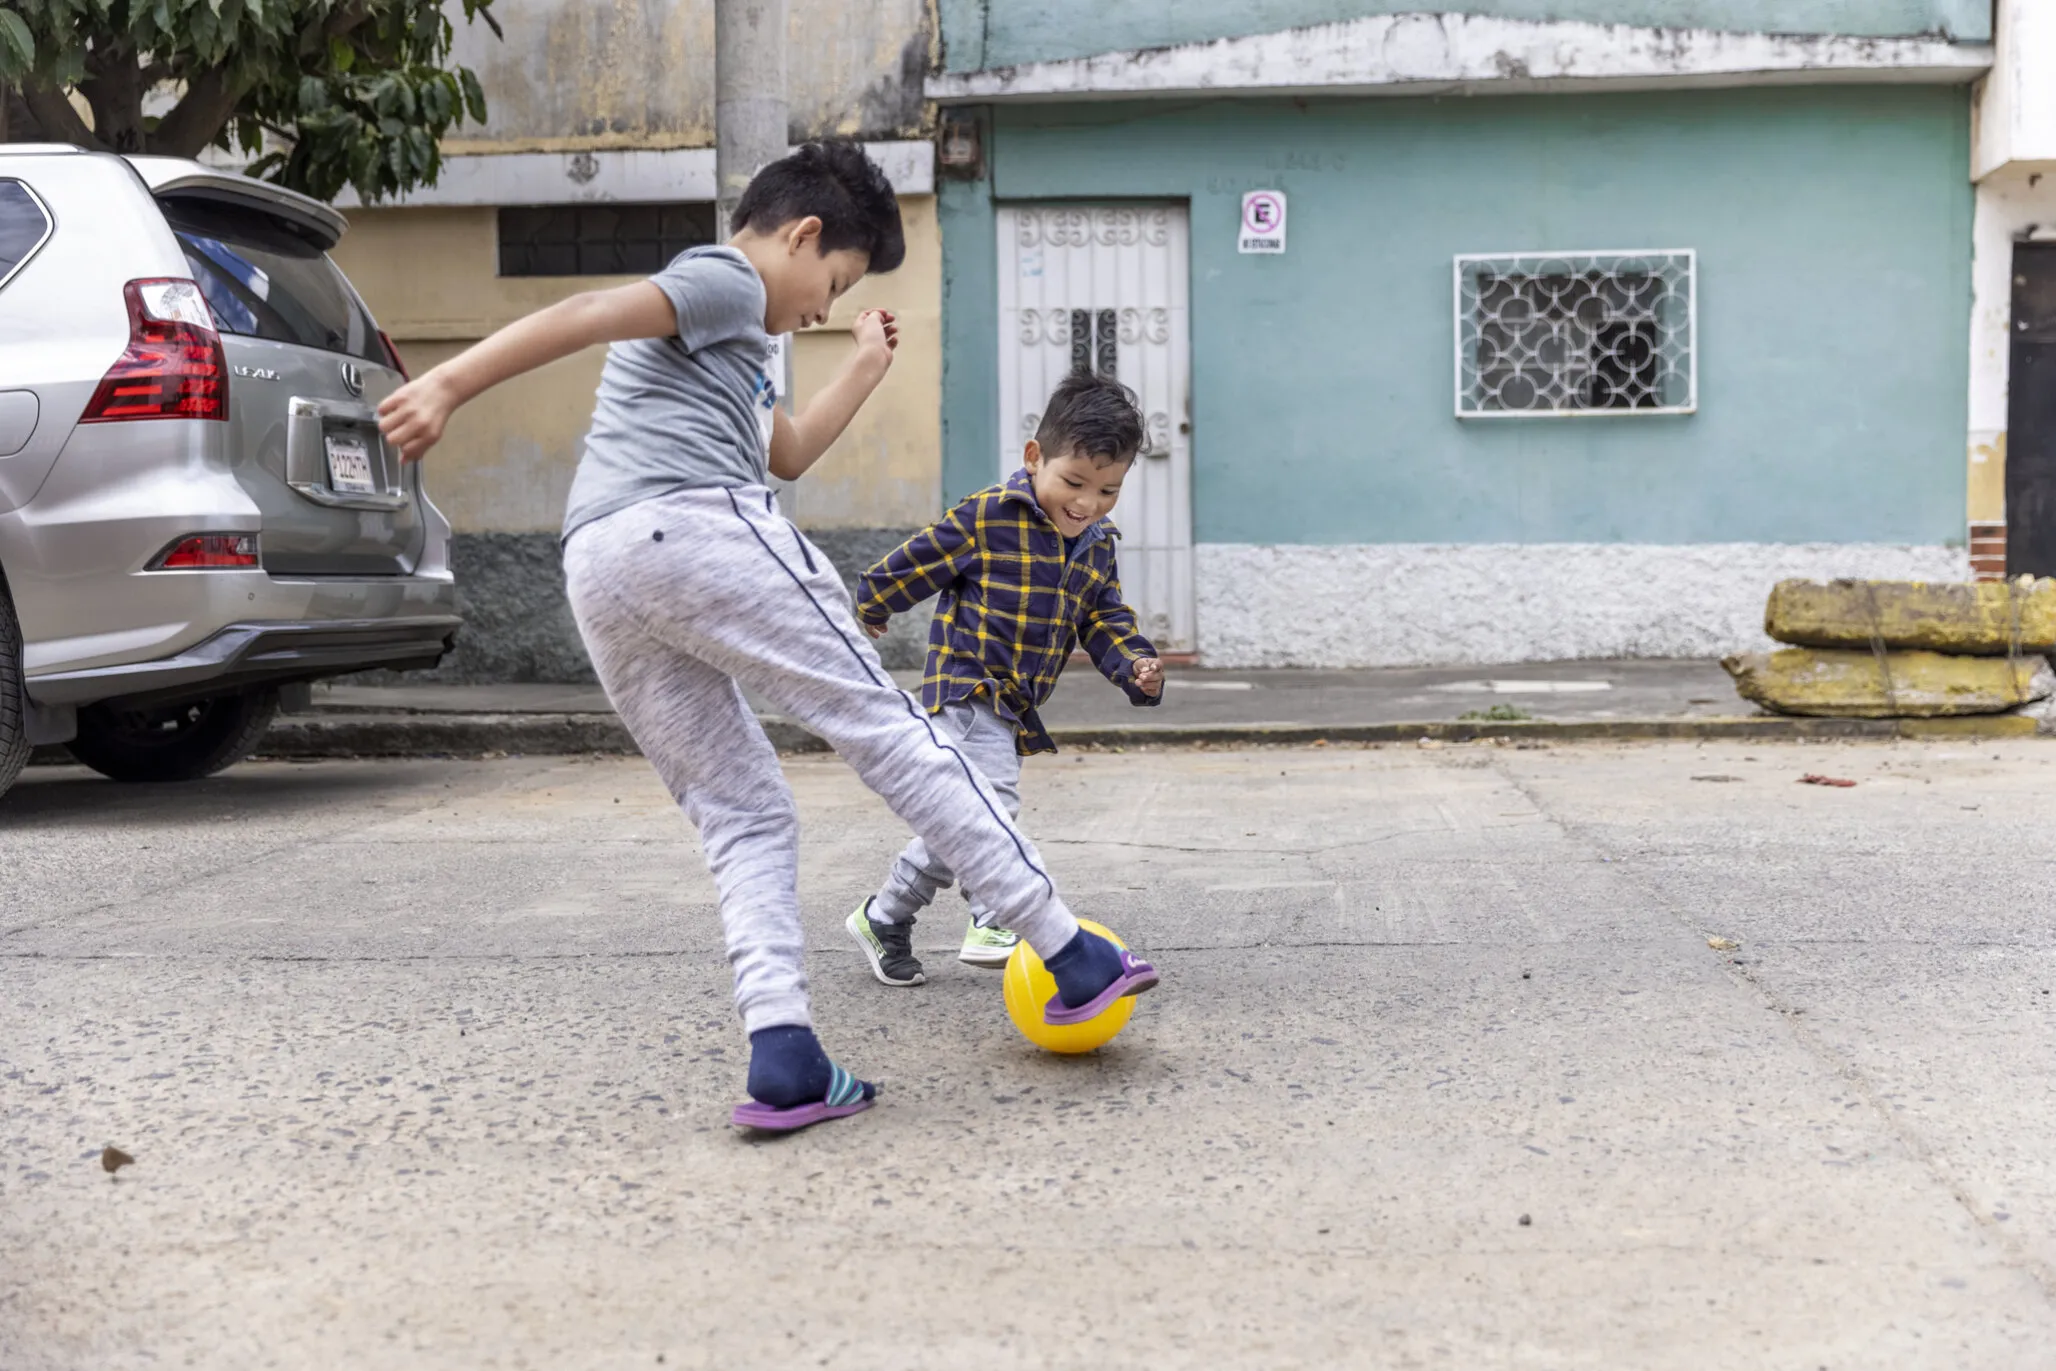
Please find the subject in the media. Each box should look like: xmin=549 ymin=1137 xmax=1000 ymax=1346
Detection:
xmin=67 ymin=687 xmax=280 ymax=783
xmin=0 ymin=586 xmax=29 ymax=799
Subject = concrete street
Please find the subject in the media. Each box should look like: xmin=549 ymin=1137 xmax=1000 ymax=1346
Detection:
xmin=3 ymin=739 xmax=2054 ymax=1368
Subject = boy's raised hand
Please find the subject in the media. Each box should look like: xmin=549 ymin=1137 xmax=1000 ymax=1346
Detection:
xmin=378 ymin=373 xmax=458 ymax=463
xmin=852 ymin=309 xmax=898 ymax=369
xmin=1132 ymin=657 xmax=1164 ymax=697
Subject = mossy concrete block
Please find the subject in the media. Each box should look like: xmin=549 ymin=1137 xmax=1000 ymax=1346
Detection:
xmin=1722 ymin=647 xmax=2056 ymax=718
xmin=1765 ymin=578 xmax=2056 ymax=654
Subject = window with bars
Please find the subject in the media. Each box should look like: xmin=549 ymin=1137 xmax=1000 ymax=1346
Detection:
xmin=1454 ymin=250 xmax=1695 ymax=416
xmin=497 ymin=203 xmax=717 ymax=277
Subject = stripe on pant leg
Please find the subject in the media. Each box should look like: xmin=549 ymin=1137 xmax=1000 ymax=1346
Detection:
xmin=723 ymin=490 xmax=1055 ymax=898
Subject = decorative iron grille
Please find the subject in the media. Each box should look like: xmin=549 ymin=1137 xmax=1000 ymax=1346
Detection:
xmin=1454 ymin=250 xmax=1695 ymax=416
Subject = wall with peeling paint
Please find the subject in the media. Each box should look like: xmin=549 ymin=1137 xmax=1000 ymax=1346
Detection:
xmin=446 ymin=0 xmax=931 ymax=151
xmin=944 ymin=87 xmax=1971 ymax=543
xmin=939 ymin=86 xmax=1974 ymax=662
xmin=937 ymin=1 xmax=1991 ymax=73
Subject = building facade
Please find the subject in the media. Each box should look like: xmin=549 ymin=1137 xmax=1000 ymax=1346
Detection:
xmin=329 ymin=0 xmax=945 ymax=678
xmin=931 ymin=2 xmax=1996 ymax=666
xmin=1968 ymin=0 xmax=2056 ymax=582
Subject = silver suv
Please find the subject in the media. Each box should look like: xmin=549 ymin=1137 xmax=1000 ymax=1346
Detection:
xmin=0 ymin=146 xmax=459 ymax=797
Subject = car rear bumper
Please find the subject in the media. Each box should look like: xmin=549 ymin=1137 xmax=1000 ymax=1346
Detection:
xmin=25 ymin=615 xmax=462 ymax=708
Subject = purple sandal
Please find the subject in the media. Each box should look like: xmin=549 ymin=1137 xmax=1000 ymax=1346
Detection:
xmin=730 ymin=1063 xmax=875 ymax=1132
xmin=1043 ymin=949 xmax=1160 ymax=1026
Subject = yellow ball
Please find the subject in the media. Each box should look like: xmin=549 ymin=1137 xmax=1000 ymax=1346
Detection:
xmin=1002 ymin=918 xmax=1138 ymax=1054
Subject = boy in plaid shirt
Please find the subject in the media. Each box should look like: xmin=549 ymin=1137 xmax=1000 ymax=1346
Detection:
xmin=847 ymin=372 xmax=1164 ymax=984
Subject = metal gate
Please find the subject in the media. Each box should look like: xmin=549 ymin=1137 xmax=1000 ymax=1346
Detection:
xmin=997 ymin=204 xmax=1194 ymax=652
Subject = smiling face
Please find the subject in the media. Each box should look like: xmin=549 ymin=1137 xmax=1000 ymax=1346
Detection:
xmin=1023 ymin=440 xmax=1135 ymax=537
xmin=739 ymin=216 xmax=871 ymax=334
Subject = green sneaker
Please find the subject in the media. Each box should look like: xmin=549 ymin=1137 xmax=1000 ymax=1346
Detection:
xmin=958 ymin=918 xmax=1020 ymax=969
xmin=847 ymin=900 xmax=925 ymax=987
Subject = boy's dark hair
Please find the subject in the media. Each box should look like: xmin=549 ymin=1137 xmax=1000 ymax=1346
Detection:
xmin=732 ymin=139 xmax=906 ymax=274
xmin=1035 ymin=371 xmax=1147 ymax=465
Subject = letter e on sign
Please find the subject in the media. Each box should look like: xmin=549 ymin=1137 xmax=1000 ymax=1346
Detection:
xmin=1239 ymin=190 xmax=1287 ymax=255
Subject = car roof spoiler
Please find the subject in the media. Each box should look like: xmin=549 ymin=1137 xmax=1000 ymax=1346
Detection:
xmin=124 ymin=155 xmax=348 ymax=249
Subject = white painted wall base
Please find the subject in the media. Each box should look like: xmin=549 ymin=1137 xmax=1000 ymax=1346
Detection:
xmin=1196 ymin=542 xmax=1972 ymax=667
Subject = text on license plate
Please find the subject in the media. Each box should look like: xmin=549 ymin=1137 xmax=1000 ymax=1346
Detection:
xmin=324 ymin=432 xmax=377 ymax=494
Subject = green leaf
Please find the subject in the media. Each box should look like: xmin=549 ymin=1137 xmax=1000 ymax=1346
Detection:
xmin=328 ymin=35 xmax=353 ymax=73
xmin=296 ymin=75 xmax=327 ymax=113
xmin=0 ymin=9 xmax=35 ymax=73
xmin=458 ymin=66 xmax=485 ymax=124
xmin=405 ymin=126 xmax=434 ymax=176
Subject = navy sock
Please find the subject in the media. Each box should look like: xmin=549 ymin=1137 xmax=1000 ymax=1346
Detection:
xmin=1043 ymin=928 xmax=1125 ymax=1009
xmin=746 ymin=1025 xmax=833 ymax=1108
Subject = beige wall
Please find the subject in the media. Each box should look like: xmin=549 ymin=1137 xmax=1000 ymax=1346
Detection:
xmin=333 ymin=198 xmax=942 ymax=534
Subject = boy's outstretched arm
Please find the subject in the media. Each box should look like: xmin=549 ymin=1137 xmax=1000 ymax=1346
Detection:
xmin=1082 ymin=558 xmax=1164 ymax=705
xmin=378 ymin=281 xmax=678 ymax=461
xmin=768 ymin=309 xmax=899 ymax=481
xmin=854 ymin=496 xmax=981 ymax=639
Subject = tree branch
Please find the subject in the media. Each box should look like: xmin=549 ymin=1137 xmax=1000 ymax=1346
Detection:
xmin=20 ymin=80 xmax=100 ymax=150
xmin=150 ymin=66 xmax=246 ymax=158
xmin=323 ymin=1 xmax=377 ymax=41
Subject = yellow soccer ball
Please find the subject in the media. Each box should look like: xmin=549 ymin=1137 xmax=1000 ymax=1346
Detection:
xmin=1002 ymin=918 xmax=1138 ymax=1054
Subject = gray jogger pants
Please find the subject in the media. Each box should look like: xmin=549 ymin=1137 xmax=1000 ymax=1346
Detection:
xmin=872 ymin=697 xmax=1023 ymax=928
xmin=562 ymin=485 xmax=1080 ymax=1034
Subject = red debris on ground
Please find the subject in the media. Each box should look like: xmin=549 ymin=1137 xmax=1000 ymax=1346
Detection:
xmin=1798 ymin=774 xmax=1858 ymax=788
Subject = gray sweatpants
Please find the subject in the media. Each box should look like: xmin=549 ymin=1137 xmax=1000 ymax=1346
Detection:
xmin=872 ymin=697 xmax=1023 ymax=927
xmin=562 ymin=485 xmax=1080 ymax=1034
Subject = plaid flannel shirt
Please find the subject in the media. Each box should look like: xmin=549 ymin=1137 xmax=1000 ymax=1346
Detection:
xmin=855 ymin=469 xmax=1161 ymax=755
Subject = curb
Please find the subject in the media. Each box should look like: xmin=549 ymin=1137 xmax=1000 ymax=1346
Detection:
xmin=251 ymin=709 xmax=2048 ymax=760
xmin=256 ymin=712 xmax=828 ymax=759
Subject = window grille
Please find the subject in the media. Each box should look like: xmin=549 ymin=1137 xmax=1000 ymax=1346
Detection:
xmin=1454 ymin=250 xmax=1695 ymax=416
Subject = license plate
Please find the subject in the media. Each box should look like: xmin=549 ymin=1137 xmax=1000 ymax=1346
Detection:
xmin=324 ymin=432 xmax=376 ymax=494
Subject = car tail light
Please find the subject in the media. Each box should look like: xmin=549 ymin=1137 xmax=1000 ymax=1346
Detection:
xmin=379 ymin=330 xmax=409 ymax=379
xmin=79 ymin=279 xmax=228 ymax=423
xmin=149 ymin=533 xmax=258 ymax=570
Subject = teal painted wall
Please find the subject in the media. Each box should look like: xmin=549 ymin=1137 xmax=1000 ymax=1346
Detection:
xmin=939 ymin=86 xmax=1974 ymax=546
xmin=937 ymin=1 xmax=1991 ymax=72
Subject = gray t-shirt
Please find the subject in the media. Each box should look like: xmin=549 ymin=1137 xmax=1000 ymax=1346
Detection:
xmin=561 ymin=246 xmax=776 ymax=541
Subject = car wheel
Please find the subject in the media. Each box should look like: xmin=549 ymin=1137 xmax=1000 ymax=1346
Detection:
xmin=0 ymin=587 xmax=29 ymax=799
xmin=67 ymin=687 xmax=280 ymax=783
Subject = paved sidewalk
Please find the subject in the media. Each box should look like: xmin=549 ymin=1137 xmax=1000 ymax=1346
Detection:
xmin=266 ymin=658 xmax=2047 ymax=757
xmin=311 ymin=658 xmax=1743 ymax=727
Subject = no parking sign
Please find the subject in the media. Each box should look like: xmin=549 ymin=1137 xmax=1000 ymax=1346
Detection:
xmin=1239 ymin=190 xmax=1287 ymax=254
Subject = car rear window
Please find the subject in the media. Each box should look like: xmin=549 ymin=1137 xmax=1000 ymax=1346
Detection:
xmin=0 ymin=180 xmax=54 ymax=291
xmin=159 ymin=197 xmax=385 ymax=363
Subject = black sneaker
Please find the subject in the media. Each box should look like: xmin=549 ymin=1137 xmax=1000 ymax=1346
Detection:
xmin=846 ymin=899 xmax=925 ymax=986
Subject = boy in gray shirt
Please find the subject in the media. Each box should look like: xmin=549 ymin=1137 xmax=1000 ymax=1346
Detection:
xmin=377 ymin=141 xmax=1157 ymax=1131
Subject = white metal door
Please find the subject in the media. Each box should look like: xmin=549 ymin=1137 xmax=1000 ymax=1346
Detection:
xmin=997 ymin=204 xmax=1194 ymax=652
